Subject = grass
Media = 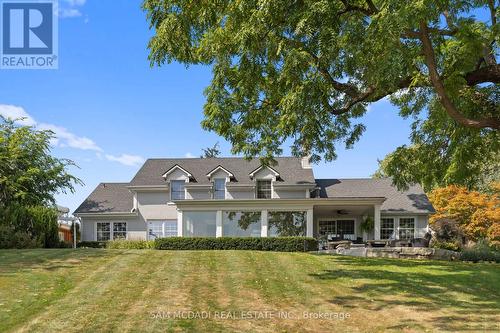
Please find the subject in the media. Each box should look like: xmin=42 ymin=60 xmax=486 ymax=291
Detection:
xmin=0 ymin=250 xmax=498 ymax=332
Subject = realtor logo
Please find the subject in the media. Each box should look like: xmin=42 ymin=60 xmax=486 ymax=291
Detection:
xmin=1 ymin=0 xmax=58 ymax=69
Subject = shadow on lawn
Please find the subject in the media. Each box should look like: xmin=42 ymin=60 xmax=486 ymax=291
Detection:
xmin=0 ymin=249 xmax=131 ymax=274
xmin=310 ymin=255 xmax=500 ymax=331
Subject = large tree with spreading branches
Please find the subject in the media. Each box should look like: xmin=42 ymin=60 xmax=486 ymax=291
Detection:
xmin=143 ymin=0 xmax=499 ymax=187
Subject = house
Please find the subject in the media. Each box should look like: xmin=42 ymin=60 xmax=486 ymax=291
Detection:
xmin=74 ymin=157 xmax=434 ymax=242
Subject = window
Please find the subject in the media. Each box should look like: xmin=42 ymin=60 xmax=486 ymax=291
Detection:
xmin=268 ymin=211 xmax=306 ymax=237
xmin=96 ymin=222 xmax=110 ymax=241
xmin=113 ymin=222 xmax=127 ymax=240
xmin=171 ymin=180 xmax=185 ymax=200
xmin=381 ymin=218 xmax=395 ymax=239
xmin=319 ymin=220 xmax=336 ymax=237
xmin=399 ymin=218 xmax=415 ymax=240
xmin=96 ymin=222 xmax=127 ymax=241
xmin=213 ymin=178 xmax=226 ymax=199
xmin=148 ymin=220 xmax=177 ymax=239
xmin=336 ymin=220 xmax=355 ymax=236
xmin=223 ymin=211 xmax=261 ymax=237
xmin=183 ymin=211 xmax=217 ymax=237
xmin=256 ymin=180 xmax=272 ymax=199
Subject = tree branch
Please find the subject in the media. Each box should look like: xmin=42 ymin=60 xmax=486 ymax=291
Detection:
xmin=465 ymin=64 xmax=500 ymax=85
xmin=419 ymin=22 xmax=500 ymax=130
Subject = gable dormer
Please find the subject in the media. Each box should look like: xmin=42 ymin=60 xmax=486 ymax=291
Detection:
xmin=162 ymin=164 xmax=193 ymax=182
xmin=206 ymin=165 xmax=234 ymax=181
xmin=248 ymin=165 xmax=280 ymax=181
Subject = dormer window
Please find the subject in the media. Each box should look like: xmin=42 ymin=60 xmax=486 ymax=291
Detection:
xmin=171 ymin=180 xmax=185 ymax=200
xmin=256 ymin=180 xmax=272 ymax=199
xmin=213 ymin=178 xmax=226 ymax=199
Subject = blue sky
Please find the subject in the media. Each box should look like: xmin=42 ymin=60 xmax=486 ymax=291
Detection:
xmin=0 ymin=0 xmax=416 ymax=212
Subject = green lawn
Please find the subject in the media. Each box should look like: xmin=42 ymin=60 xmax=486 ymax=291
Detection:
xmin=0 ymin=250 xmax=499 ymax=332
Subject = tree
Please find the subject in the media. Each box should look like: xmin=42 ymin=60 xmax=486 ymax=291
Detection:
xmin=143 ymin=0 xmax=499 ymax=166
xmin=0 ymin=117 xmax=82 ymax=248
xmin=0 ymin=116 xmax=81 ymax=206
xmin=201 ymin=142 xmax=221 ymax=158
xmin=428 ymin=185 xmax=500 ymax=246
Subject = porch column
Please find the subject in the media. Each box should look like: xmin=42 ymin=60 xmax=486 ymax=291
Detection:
xmin=374 ymin=204 xmax=381 ymax=240
xmin=177 ymin=210 xmax=183 ymax=237
xmin=261 ymin=209 xmax=268 ymax=237
xmin=216 ymin=210 xmax=223 ymax=237
xmin=306 ymin=209 xmax=314 ymax=237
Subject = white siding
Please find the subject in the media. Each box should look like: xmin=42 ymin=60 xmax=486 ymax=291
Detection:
xmin=137 ymin=192 xmax=177 ymax=220
xmin=80 ymin=216 xmax=145 ymax=241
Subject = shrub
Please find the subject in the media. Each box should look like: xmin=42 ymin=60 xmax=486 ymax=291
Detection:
xmin=106 ymin=240 xmax=155 ymax=249
xmin=460 ymin=240 xmax=500 ymax=263
xmin=429 ymin=239 xmax=461 ymax=252
xmin=0 ymin=224 xmax=41 ymax=249
xmin=154 ymin=237 xmax=318 ymax=252
xmin=77 ymin=241 xmax=107 ymax=248
xmin=430 ymin=218 xmax=465 ymax=250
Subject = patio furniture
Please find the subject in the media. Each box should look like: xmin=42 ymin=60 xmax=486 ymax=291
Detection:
xmin=327 ymin=240 xmax=351 ymax=250
xmin=366 ymin=240 xmax=389 ymax=248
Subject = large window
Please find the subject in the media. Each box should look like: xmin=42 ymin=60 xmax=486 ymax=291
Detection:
xmin=223 ymin=211 xmax=261 ymax=237
xmin=171 ymin=180 xmax=185 ymax=200
xmin=318 ymin=220 xmax=355 ymax=240
xmin=381 ymin=218 xmax=395 ymax=239
xmin=183 ymin=211 xmax=217 ymax=237
xmin=96 ymin=222 xmax=127 ymax=241
xmin=213 ymin=179 xmax=226 ymax=199
xmin=256 ymin=180 xmax=272 ymax=199
xmin=399 ymin=218 xmax=415 ymax=240
xmin=96 ymin=222 xmax=110 ymax=241
xmin=268 ymin=211 xmax=306 ymax=237
xmin=148 ymin=220 xmax=178 ymax=239
xmin=319 ymin=220 xmax=336 ymax=237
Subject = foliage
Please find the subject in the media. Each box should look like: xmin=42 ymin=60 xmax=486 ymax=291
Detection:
xmin=106 ymin=240 xmax=155 ymax=249
xmin=268 ymin=211 xmax=307 ymax=236
xmin=154 ymin=237 xmax=318 ymax=252
xmin=77 ymin=241 xmax=108 ymax=248
xmin=200 ymin=142 xmax=221 ymax=158
xmin=0 ymin=117 xmax=81 ymax=248
xmin=429 ymin=186 xmax=500 ymax=246
xmin=360 ymin=216 xmax=374 ymax=232
xmin=460 ymin=240 xmax=500 ymax=263
xmin=374 ymin=132 xmax=499 ymax=192
xmin=0 ymin=224 xmax=41 ymax=249
xmin=429 ymin=218 xmax=464 ymax=251
xmin=430 ymin=240 xmax=462 ymax=252
xmin=0 ymin=117 xmax=82 ymax=206
xmin=143 ymin=0 xmax=499 ymax=172
xmin=0 ymin=205 xmax=60 ymax=249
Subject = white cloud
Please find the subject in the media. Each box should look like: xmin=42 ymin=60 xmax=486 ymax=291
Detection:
xmin=185 ymin=152 xmax=195 ymax=158
xmin=58 ymin=0 xmax=86 ymax=19
xmin=0 ymin=104 xmax=36 ymax=126
xmin=38 ymin=123 xmax=102 ymax=152
xmin=1 ymin=104 xmax=146 ymax=167
xmin=59 ymin=8 xmax=82 ymax=18
xmin=105 ymin=154 xmax=145 ymax=167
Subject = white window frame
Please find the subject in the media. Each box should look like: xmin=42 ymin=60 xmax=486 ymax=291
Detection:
xmin=256 ymin=179 xmax=272 ymax=199
xmin=95 ymin=222 xmax=127 ymax=241
xmin=170 ymin=180 xmax=186 ymax=200
xmin=148 ymin=220 xmax=178 ymax=239
xmin=380 ymin=218 xmax=395 ymax=240
xmin=398 ymin=217 xmax=416 ymax=240
xmin=213 ymin=178 xmax=226 ymax=199
xmin=318 ymin=218 xmax=357 ymax=240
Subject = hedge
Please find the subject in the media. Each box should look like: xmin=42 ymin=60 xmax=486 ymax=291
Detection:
xmin=461 ymin=247 xmax=500 ymax=263
xmin=77 ymin=237 xmax=318 ymax=251
xmin=154 ymin=237 xmax=318 ymax=252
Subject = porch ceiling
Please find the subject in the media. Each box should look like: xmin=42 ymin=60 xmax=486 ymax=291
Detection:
xmin=313 ymin=205 xmax=373 ymax=217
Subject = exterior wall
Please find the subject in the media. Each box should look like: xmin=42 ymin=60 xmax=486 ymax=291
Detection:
xmin=209 ymin=169 xmax=231 ymax=180
xmin=226 ymin=189 xmax=255 ymax=199
xmin=274 ymin=189 xmax=307 ymax=199
xmin=186 ymin=189 xmax=211 ymax=200
xmin=80 ymin=215 xmax=145 ymax=241
xmin=136 ymin=191 xmax=177 ymax=220
xmin=380 ymin=214 xmax=429 ymax=240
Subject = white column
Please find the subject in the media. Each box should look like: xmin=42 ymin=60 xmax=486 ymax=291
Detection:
xmin=261 ymin=210 xmax=268 ymax=237
xmin=374 ymin=204 xmax=381 ymax=240
xmin=216 ymin=210 xmax=223 ymax=237
xmin=177 ymin=210 xmax=183 ymax=237
xmin=306 ymin=209 xmax=314 ymax=237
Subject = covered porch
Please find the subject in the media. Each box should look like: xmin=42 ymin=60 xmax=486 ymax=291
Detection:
xmin=312 ymin=198 xmax=385 ymax=242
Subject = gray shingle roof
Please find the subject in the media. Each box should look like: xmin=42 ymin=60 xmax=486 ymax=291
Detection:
xmin=74 ymin=183 xmax=133 ymax=214
xmin=315 ymin=178 xmax=435 ymax=214
xmin=129 ymin=157 xmax=316 ymax=186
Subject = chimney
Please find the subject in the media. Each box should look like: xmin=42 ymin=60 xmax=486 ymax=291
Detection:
xmin=301 ymin=155 xmax=312 ymax=169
